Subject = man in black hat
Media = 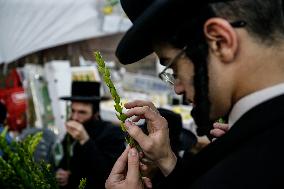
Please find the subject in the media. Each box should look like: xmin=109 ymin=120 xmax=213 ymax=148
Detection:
xmin=56 ymin=81 xmax=125 ymax=189
xmin=105 ymin=0 xmax=284 ymax=188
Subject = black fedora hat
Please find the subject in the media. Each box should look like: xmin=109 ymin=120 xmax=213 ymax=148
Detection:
xmin=116 ymin=0 xmax=231 ymax=65
xmin=60 ymin=81 xmax=105 ymax=102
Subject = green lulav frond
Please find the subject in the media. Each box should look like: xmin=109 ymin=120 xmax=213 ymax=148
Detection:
xmin=94 ymin=51 xmax=138 ymax=148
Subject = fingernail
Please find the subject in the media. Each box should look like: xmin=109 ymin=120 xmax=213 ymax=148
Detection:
xmin=125 ymin=121 xmax=131 ymax=130
xmin=129 ymin=148 xmax=137 ymax=157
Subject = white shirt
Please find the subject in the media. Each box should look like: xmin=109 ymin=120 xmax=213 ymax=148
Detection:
xmin=228 ymin=82 xmax=284 ymax=128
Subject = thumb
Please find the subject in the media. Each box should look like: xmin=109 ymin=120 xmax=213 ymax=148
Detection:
xmin=126 ymin=148 xmax=140 ymax=182
xmin=125 ymin=121 xmax=150 ymax=149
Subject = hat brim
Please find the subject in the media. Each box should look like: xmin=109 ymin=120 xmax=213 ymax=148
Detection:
xmin=116 ymin=0 xmax=195 ymax=65
xmin=60 ymin=96 xmax=109 ymax=102
xmin=116 ymin=0 xmax=229 ymax=65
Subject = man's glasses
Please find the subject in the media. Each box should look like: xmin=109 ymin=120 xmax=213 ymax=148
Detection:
xmin=158 ymin=20 xmax=247 ymax=86
xmin=158 ymin=46 xmax=187 ymax=85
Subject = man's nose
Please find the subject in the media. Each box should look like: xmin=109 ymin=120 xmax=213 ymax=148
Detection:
xmin=71 ymin=112 xmax=79 ymax=122
xmin=174 ymin=82 xmax=184 ymax=95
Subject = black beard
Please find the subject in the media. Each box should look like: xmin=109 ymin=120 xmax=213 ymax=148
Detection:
xmin=186 ymin=39 xmax=214 ymax=138
xmin=191 ymin=103 xmax=213 ymax=138
xmin=82 ymin=117 xmax=100 ymax=130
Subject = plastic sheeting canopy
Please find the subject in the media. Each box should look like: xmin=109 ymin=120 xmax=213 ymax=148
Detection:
xmin=0 ymin=0 xmax=131 ymax=64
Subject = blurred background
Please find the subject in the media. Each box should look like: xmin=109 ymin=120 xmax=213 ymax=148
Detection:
xmin=0 ymin=0 xmax=206 ymax=167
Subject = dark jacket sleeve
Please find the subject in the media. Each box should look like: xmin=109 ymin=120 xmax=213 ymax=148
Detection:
xmin=155 ymin=156 xmax=196 ymax=189
xmin=57 ymin=122 xmax=125 ymax=189
xmin=81 ymin=124 xmax=125 ymax=170
xmin=73 ymin=124 xmax=125 ymax=189
xmin=154 ymin=157 xmax=182 ymax=189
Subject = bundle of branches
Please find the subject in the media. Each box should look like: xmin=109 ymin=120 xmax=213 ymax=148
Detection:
xmin=0 ymin=129 xmax=58 ymax=189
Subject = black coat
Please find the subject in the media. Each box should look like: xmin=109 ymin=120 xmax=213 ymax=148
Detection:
xmin=159 ymin=94 xmax=284 ymax=189
xmin=58 ymin=119 xmax=125 ymax=189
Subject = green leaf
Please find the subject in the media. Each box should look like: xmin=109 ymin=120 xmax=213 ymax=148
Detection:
xmin=0 ymin=127 xmax=8 ymax=138
xmin=78 ymin=178 xmax=87 ymax=189
xmin=114 ymin=104 xmax=122 ymax=114
xmin=120 ymin=123 xmax=127 ymax=132
xmin=114 ymin=95 xmax=120 ymax=104
xmin=120 ymin=113 xmax=127 ymax=122
xmin=115 ymin=113 xmax=121 ymax=120
xmin=94 ymin=52 xmax=105 ymax=68
xmin=0 ymin=132 xmax=59 ymax=189
xmin=218 ymin=118 xmax=226 ymax=123
xmin=97 ymin=66 xmax=105 ymax=75
xmin=27 ymin=132 xmax=43 ymax=155
xmin=105 ymin=67 xmax=111 ymax=77
xmin=110 ymin=87 xmax=118 ymax=99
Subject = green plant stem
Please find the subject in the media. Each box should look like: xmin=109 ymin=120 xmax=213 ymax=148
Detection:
xmin=94 ymin=51 xmax=138 ymax=148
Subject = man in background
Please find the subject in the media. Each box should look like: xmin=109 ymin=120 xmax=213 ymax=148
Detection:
xmin=56 ymin=81 xmax=125 ymax=189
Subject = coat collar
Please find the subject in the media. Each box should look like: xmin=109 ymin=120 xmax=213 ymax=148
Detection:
xmin=189 ymin=94 xmax=284 ymax=181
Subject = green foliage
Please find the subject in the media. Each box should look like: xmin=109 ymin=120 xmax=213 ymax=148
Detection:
xmin=94 ymin=51 xmax=138 ymax=148
xmin=78 ymin=178 xmax=87 ymax=189
xmin=0 ymin=130 xmax=59 ymax=189
xmin=218 ymin=118 xmax=226 ymax=123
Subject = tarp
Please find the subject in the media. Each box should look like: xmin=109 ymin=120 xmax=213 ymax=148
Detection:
xmin=0 ymin=0 xmax=131 ymax=64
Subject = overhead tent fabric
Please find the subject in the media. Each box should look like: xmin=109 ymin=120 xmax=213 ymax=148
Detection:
xmin=0 ymin=0 xmax=131 ymax=64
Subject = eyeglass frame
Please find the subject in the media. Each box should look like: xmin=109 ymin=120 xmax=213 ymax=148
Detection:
xmin=158 ymin=46 xmax=187 ymax=85
xmin=158 ymin=20 xmax=247 ymax=85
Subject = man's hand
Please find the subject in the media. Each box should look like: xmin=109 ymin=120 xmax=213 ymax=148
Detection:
xmin=66 ymin=120 xmax=90 ymax=145
xmin=105 ymin=146 xmax=152 ymax=189
xmin=210 ymin=122 xmax=230 ymax=138
xmin=56 ymin=168 xmax=71 ymax=186
xmin=124 ymin=100 xmax=177 ymax=176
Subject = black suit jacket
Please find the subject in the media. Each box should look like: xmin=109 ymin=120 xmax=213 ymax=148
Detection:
xmin=160 ymin=94 xmax=284 ymax=189
xmin=58 ymin=119 xmax=125 ymax=189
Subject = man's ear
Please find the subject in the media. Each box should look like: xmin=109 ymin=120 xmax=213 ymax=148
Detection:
xmin=204 ymin=18 xmax=238 ymax=63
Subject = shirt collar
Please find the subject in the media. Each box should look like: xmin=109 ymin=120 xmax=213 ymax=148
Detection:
xmin=228 ymin=82 xmax=284 ymax=128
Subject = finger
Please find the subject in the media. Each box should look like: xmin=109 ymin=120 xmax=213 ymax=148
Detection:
xmin=65 ymin=127 xmax=72 ymax=135
xmin=109 ymin=146 xmax=130 ymax=176
xmin=125 ymin=106 xmax=161 ymax=124
xmin=131 ymin=115 xmax=144 ymax=122
xmin=140 ymin=162 xmax=149 ymax=172
xmin=65 ymin=126 xmax=78 ymax=138
xmin=210 ymin=128 xmax=226 ymax=138
xmin=65 ymin=124 xmax=77 ymax=133
xmin=139 ymin=151 xmax=144 ymax=159
xmin=125 ymin=100 xmax=158 ymax=113
xmin=126 ymin=148 xmax=140 ymax=180
xmin=140 ymin=157 xmax=155 ymax=165
xmin=213 ymin=123 xmax=230 ymax=131
xmin=66 ymin=120 xmax=79 ymax=127
xmin=125 ymin=121 xmax=151 ymax=150
xmin=66 ymin=123 xmax=79 ymax=130
xmin=142 ymin=177 xmax=153 ymax=189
